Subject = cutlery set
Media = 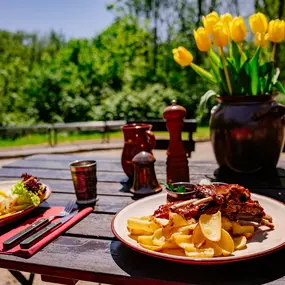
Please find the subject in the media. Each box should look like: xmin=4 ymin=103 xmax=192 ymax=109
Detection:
xmin=3 ymin=201 xmax=77 ymax=250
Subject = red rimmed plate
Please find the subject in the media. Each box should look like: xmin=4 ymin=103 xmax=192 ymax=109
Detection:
xmin=0 ymin=180 xmax=52 ymax=227
xmin=112 ymin=192 xmax=285 ymax=264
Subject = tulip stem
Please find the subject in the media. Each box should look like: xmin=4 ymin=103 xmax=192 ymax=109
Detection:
xmin=272 ymin=43 xmax=277 ymax=61
xmin=239 ymin=42 xmax=243 ymax=53
xmin=220 ymin=47 xmax=232 ymax=95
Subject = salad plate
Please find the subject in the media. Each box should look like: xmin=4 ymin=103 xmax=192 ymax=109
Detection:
xmin=112 ymin=191 xmax=285 ymax=264
xmin=0 ymin=179 xmax=52 ymax=227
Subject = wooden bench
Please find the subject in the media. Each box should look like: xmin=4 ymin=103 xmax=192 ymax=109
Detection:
xmin=0 ymin=124 xmax=53 ymax=145
xmin=52 ymin=120 xmax=126 ymax=146
xmin=127 ymin=119 xmax=197 ymax=157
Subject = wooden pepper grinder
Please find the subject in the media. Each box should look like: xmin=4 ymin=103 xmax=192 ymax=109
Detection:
xmin=163 ymin=100 xmax=190 ymax=183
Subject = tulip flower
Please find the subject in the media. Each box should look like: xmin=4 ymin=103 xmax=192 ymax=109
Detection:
xmin=249 ymin=13 xmax=268 ymax=34
xmin=212 ymin=22 xmax=229 ymax=47
xmin=230 ymin=16 xmax=247 ymax=43
xmin=194 ymin=27 xmax=212 ymax=52
xmin=172 ymin=46 xmax=193 ymax=67
xmin=220 ymin=13 xmax=233 ymax=33
xmin=202 ymin=11 xmax=219 ymax=34
xmin=267 ymin=19 xmax=285 ymax=43
xmin=267 ymin=19 xmax=285 ymax=61
xmin=212 ymin=23 xmax=232 ymax=95
xmin=255 ymin=32 xmax=268 ymax=47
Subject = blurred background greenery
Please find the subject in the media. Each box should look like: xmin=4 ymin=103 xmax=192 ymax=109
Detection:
xmin=0 ymin=0 xmax=284 ymax=129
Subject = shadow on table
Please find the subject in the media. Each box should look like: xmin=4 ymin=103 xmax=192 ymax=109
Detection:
xmin=110 ymin=240 xmax=285 ymax=285
xmin=204 ymin=166 xmax=285 ymax=203
xmin=119 ymin=178 xmax=132 ymax=194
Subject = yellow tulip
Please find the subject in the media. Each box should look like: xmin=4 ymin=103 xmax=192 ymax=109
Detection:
xmin=267 ymin=19 xmax=285 ymax=43
xmin=220 ymin=13 xmax=233 ymax=33
xmin=202 ymin=11 xmax=219 ymax=34
xmin=255 ymin=32 xmax=268 ymax=47
xmin=172 ymin=46 xmax=193 ymax=67
xmin=249 ymin=12 xmax=268 ymax=34
xmin=212 ymin=22 xmax=229 ymax=47
xmin=194 ymin=27 xmax=211 ymax=52
xmin=230 ymin=16 xmax=247 ymax=43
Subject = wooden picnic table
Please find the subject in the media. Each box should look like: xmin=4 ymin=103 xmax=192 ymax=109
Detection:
xmin=0 ymin=154 xmax=285 ymax=285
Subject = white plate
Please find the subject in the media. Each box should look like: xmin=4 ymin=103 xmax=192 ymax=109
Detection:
xmin=112 ymin=192 xmax=285 ymax=264
xmin=0 ymin=180 xmax=52 ymax=226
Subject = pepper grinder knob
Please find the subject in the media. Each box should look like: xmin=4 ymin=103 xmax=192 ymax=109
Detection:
xmin=131 ymin=151 xmax=162 ymax=196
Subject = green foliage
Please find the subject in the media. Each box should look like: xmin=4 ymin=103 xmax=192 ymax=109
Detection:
xmin=99 ymin=84 xmax=197 ymax=121
xmin=206 ymin=43 xmax=285 ymax=96
xmin=0 ymin=0 xmax=284 ymax=128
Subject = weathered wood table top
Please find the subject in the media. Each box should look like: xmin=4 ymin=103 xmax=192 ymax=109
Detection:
xmin=1 ymin=154 xmax=285 ymax=285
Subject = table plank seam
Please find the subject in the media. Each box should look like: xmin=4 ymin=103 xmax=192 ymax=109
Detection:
xmin=49 ymin=191 xmax=133 ymax=198
xmin=63 ymin=232 xmax=115 ymax=241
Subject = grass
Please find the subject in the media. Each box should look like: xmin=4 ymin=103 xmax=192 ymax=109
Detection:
xmin=0 ymin=126 xmax=210 ymax=149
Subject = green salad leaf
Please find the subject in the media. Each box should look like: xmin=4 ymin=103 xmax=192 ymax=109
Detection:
xmin=11 ymin=181 xmax=41 ymax=206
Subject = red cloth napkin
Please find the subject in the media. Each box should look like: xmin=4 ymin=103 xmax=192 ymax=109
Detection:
xmin=0 ymin=206 xmax=93 ymax=257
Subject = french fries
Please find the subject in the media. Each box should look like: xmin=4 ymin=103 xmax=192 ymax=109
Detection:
xmin=127 ymin=211 xmax=255 ymax=258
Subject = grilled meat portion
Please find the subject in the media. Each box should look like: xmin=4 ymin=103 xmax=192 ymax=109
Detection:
xmin=153 ymin=184 xmax=266 ymax=223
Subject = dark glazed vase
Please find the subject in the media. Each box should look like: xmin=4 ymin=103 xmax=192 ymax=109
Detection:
xmin=210 ymin=95 xmax=285 ymax=173
xmin=121 ymin=123 xmax=156 ymax=178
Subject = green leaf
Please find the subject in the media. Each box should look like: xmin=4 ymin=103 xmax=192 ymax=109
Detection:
xmin=249 ymin=47 xmax=261 ymax=95
xmin=275 ymin=81 xmax=285 ymax=94
xmin=209 ymin=48 xmax=222 ymax=69
xmin=218 ymin=66 xmax=230 ymax=95
xmin=229 ymin=41 xmax=241 ymax=71
xmin=176 ymin=186 xmax=186 ymax=193
xmin=226 ymin=59 xmax=242 ymax=95
xmin=190 ymin=63 xmax=217 ymax=84
xmin=239 ymin=60 xmax=250 ymax=95
xmin=259 ymin=77 xmax=265 ymax=94
xmin=198 ymin=90 xmax=217 ymax=116
xmin=162 ymin=183 xmax=174 ymax=192
xmin=210 ymin=60 xmax=220 ymax=82
xmin=259 ymin=62 xmax=273 ymax=77
xmin=241 ymin=50 xmax=248 ymax=65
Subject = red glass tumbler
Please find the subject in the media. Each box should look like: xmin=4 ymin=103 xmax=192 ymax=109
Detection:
xmin=69 ymin=160 xmax=97 ymax=204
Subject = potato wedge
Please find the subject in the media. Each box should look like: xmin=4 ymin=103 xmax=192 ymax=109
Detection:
xmin=137 ymin=235 xmax=154 ymax=245
xmin=222 ymin=249 xmax=231 ymax=256
xmin=199 ymin=211 xmax=222 ymax=242
xmin=203 ymin=240 xmax=223 ymax=257
xmin=217 ymin=229 xmax=234 ymax=254
xmin=192 ymin=224 xmax=206 ymax=248
xmin=173 ymin=234 xmax=193 ymax=249
xmin=140 ymin=243 xmax=162 ymax=251
xmin=152 ymin=228 xmax=166 ymax=246
xmin=162 ymin=241 xmax=180 ymax=249
xmin=222 ymin=217 xmax=232 ymax=232
xmin=187 ymin=218 xmax=197 ymax=225
xmin=168 ymin=223 xmax=197 ymax=240
xmin=232 ymin=222 xmax=254 ymax=235
xmin=0 ymin=190 xmax=8 ymax=198
xmin=233 ymin=236 xmax=247 ymax=250
xmin=184 ymin=244 xmax=215 ymax=258
xmin=138 ymin=236 xmax=162 ymax=250
xmin=127 ymin=227 xmax=153 ymax=236
xmin=244 ymin=233 xmax=253 ymax=240
xmin=152 ymin=217 xmax=169 ymax=227
xmin=127 ymin=217 xmax=159 ymax=233
xmin=179 ymin=223 xmax=198 ymax=232
xmin=161 ymin=248 xmax=185 ymax=256
xmin=169 ymin=212 xmax=188 ymax=227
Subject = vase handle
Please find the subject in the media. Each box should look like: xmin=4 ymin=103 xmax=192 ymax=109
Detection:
xmin=145 ymin=130 xmax=156 ymax=150
xmin=252 ymin=103 xmax=285 ymax=121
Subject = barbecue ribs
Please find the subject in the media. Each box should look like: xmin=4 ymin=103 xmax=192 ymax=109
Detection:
xmin=153 ymin=184 xmax=273 ymax=228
